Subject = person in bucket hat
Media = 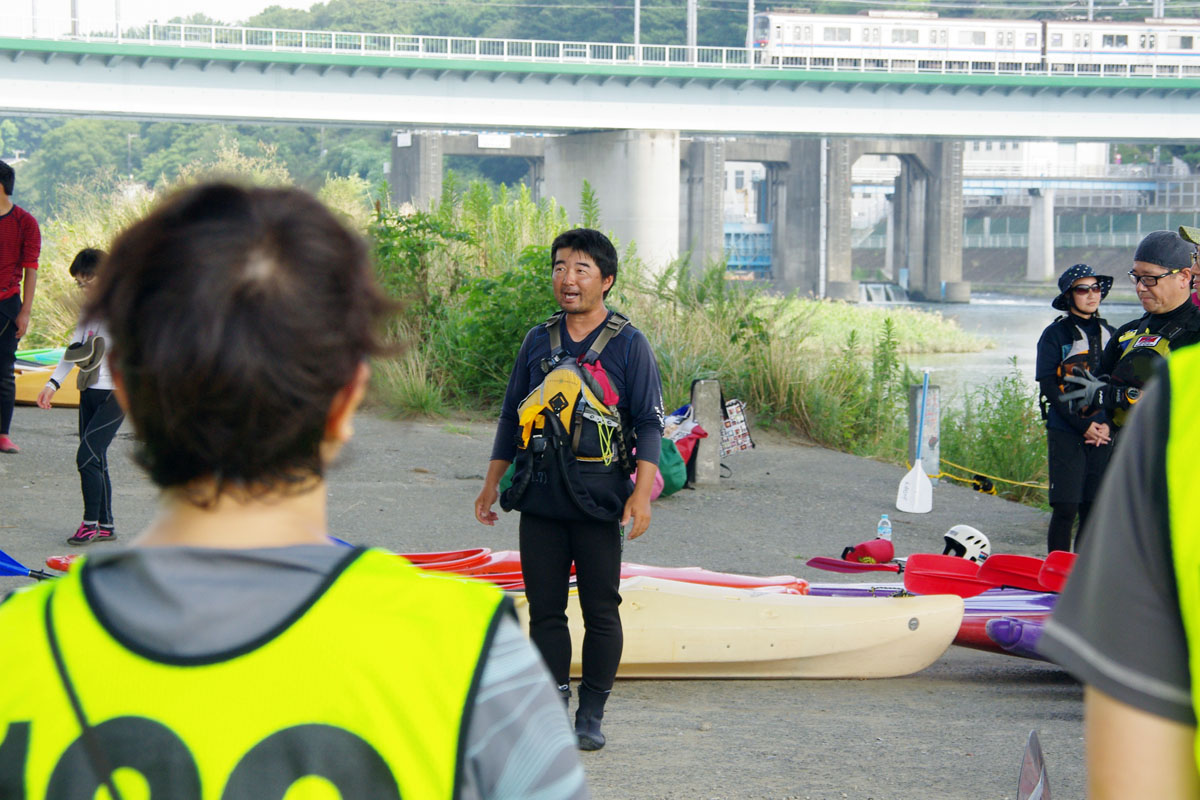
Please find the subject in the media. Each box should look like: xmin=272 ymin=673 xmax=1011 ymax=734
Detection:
xmin=1036 ymin=264 xmax=1115 ymax=552
xmin=1064 ymin=230 xmax=1200 ymax=432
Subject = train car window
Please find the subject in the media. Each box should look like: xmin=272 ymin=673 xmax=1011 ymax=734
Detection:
xmin=736 ymin=171 xmax=745 ymax=190
xmin=1004 ymin=32 xmax=1014 ymax=46
xmin=1073 ymin=33 xmax=1081 ymax=47
xmin=873 ymin=28 xmax=880 ymax=43
xmin=1104 ymin=34 xmax=1128 ymax=48
xmin=1169 ymin=35 xmax=1194 ymax=49
xmin=792 ymin=26 xmax=804 ymax=43
xmin=958 ymin=30 xmax=985 ymax=46
xmin=1026 ymin=33 xmax=1038 ymax=47
xmin=822 ymin=27 xmax=850 ymax=42
xmin=754 ymin=15 xmax=769 ymax=42
xmin=804 ymin=26 xmax=812 ymax=41
xmin=1083 ymin=34 xmax=1090 ymax=47
xmin=1149 ymin=34 xmax=1156 ymax=48
xmin=1051 ymin=33 xmax=1063 ymax=46
xmin=1012 ymin=142 xmax=1020 ymax=151
xmin=972 ymin=141 xmax=980 ymax=151
xmin=863 ymin=27 xmax=871 ymax=42
xmin=774 ymin=25 xmax=782 ymax=42
xmin=891 ymin=29 xmax=918 ymax=44
xmin=985 ymin=142 xmax=993 ymax=151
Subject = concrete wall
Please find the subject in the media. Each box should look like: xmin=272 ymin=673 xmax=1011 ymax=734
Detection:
xmin=544 ymin=129 xmax=681 ymax=269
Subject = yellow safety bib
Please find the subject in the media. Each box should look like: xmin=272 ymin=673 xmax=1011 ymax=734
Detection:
xmin=0 ymin=548 xmax=505 ymax=799
xmin=1167 ymin=346 xmax=1200 ymax=770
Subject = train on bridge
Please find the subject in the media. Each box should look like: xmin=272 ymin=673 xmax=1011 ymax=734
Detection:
xmin=752 ymin=10 xmax=1200 ymax=75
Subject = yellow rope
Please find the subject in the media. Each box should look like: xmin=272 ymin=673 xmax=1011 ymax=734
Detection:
xmin=936 ymin=457 xmax=1048 ymax=491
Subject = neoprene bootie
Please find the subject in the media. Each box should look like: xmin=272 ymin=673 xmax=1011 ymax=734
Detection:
xmin=557 ymin=683 xmax=571 ymax=709
xmin=574 ymin=683 xmax=609 ymax=751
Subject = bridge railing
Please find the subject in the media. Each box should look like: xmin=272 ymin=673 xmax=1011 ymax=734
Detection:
xmin=1 ymin=16 xmax=1195 ymax=78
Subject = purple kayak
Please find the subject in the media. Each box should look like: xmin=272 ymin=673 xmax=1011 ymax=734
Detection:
xmin=809 ymin=583 xmax=1057 ymax=659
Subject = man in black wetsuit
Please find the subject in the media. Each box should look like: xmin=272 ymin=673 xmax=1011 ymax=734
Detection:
xmin=1065 ymin=230 xmax=1200 ymax=431
xmin=474 ymin=228 xmax=665 ymax=752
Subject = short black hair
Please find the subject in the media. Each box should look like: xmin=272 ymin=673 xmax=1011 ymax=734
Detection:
xmin=68 ymin=248 xmax=106 ymax=279
xmin=87 ymin=182 xmax=395 ymax=498
xmin=550 ymin=228 xmax=618 ymax=298
xmin=0 ymin=161 xmax=13 ymax=197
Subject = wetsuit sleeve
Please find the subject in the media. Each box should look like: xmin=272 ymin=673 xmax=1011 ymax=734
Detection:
xmin=1035 ymin=324 xmax=1092 ymax=436
xmin=461 ymin=616 xmax=589 ymax=800
xmin=1039 ymin=372 xmax=1194 ymax=725
xmin=490 ymin=329 xmax=539 ymax=463
xmin=623 ymin=329 xmax=665 ymax=466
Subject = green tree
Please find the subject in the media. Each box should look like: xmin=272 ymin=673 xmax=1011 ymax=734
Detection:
xmin=20 ymin=119 xmax=138 ymax=216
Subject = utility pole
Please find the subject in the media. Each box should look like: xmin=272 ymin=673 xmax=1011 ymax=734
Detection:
xmin=687 ymin=0 xmax=697 ymax=61
xmin=1087 ymin=0 xmax=1093 ymax=21
xmin=634 ymin=0 xmax=640 ymax=48
xmin=70 ymin=0 xmax=78 ymax=36
xmin=746 ymin=0 xmax=755 ymax=50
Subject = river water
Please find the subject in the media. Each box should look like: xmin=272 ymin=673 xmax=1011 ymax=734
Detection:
xmin=902 ymin=292 xmax=1146 ymax=401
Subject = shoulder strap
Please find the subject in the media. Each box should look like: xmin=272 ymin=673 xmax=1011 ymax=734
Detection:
xmin=544 ymin=311 xmax=566 ymax=354
xmin=581 ymin=311 xmax=630 ymax=365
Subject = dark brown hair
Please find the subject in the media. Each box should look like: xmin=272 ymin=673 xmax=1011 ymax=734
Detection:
xmin=87 ymin=182 xmax=394 ymax=496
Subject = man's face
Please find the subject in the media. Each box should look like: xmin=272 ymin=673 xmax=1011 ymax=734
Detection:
xmin=553 ymin=248 xmax=613 ymax=316
xmin=1130 ymin=260 xmax=1191 ymax=314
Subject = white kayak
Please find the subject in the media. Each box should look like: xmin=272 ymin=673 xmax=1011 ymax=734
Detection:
xmin=512 ymin=576 xmax=964 ymax=679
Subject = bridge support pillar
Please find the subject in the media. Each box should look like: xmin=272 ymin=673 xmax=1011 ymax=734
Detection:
xmin=928 ymin=140 xmax=969 ymax=303
xmin=825 ymin=137 xmax=858 ymax=302
xmin=680 ymin=138 xmax=725 ymax=271
xmin=774 ymin=139 xmax=822 ymax=295
xmin=544 ymin=129 xmax=680 ymax=270
xmin=1026 ymin=188 xmax=1056 ymax=282
xmin=390 ymin=131 xmax=443 ymax=210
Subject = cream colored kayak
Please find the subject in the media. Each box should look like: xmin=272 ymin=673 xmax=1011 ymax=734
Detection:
xmin=513 ymin=576 xmax=963 ymax=679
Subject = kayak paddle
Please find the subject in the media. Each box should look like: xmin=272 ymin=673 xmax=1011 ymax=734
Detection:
xmin=805 ymin=556 xmax=901 ymax=574
xmin=903 ymin=553 xmax=995 ymax=598
xmin=896 ymin=370 xmax=933 ymax=514
xmin=0 ymin=547 xmax=57 ymax=581
xmin=1016 ymin=729 xmax=1050 ymax=800
xmin=976 ymin=554 xmax=1048 ymax=593
xmin=1039 ymin=550 xmax=1077 ymax=592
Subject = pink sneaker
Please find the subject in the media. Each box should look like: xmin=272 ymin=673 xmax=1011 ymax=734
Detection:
xmin=0 ymin=435 xmax=18 ymax=454
xmin=67 ymin=523 xmax=116 ymax=546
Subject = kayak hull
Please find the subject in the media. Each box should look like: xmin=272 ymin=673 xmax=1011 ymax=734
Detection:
xmin=15 ymin=364 xmax=80 ymax=408
xmin=513 ymin=576 xmax=963 ymax=679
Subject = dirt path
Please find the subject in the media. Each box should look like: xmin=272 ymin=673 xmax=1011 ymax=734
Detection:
xmin=0 ymin=405 xmax=1075 ymax=800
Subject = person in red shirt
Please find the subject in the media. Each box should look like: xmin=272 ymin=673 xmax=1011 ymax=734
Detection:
xmin=0 ymin=159 xmax=41 ymax=454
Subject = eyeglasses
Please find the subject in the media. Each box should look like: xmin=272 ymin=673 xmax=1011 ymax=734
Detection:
xmin=1128 ymin=268 xmax=1184 ymax=287
xmin=1072 ymin=283 xmax=1103 ymax=295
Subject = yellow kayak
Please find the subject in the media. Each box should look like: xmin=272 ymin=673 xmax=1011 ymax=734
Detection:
xmin=14 ymin=364 xmax=80 ymax=408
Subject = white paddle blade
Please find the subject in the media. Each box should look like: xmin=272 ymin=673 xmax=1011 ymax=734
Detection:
xmin=896 ymin=461 xmax=933 ymax=513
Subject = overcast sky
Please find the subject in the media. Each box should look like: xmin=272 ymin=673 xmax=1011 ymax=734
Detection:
xmin=26 ymin=0 xmax=313 ymax=28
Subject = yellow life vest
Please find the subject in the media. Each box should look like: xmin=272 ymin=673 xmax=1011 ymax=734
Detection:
xmin=1167 ymin=346 xmax=1200 ymax=770
xmin=0 ymin=548 xmax=506 ymax=800
xmin=1111 ymin=321 xmax=1179 ymax=426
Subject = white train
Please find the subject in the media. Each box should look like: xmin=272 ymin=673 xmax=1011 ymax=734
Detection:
xmin=752 ymin=10 xmax=1200 ymax=76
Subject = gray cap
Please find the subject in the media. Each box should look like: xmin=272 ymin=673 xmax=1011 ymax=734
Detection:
xmin=1134 ymin=230 xmax=1193 ymax=271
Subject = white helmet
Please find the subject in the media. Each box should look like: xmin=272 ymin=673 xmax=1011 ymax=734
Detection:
xmin=943 ymin=525 xmax=991 ymax=563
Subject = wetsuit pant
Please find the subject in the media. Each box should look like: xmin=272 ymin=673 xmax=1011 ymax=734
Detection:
xmin=1046 ymin=427 xmax=1112 ymax=553
xmin=519 ymin=513 xmax=623 ymax=692
xmin=0 ymin=295 xmax=19 ymax=436
xmin=77 ymin=388 xmax=124 ymax=526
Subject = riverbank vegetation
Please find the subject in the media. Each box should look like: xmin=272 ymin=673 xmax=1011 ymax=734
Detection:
xmin=26 ymin=144 xmax=1045 ymax=505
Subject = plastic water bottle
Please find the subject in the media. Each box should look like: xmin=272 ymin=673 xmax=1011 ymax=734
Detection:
xmin=876 ymin=513 xmax=892 ymax=542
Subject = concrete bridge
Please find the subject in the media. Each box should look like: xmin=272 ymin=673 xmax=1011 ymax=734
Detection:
xmin=5 ymin=24 xmax=1200 ymax=300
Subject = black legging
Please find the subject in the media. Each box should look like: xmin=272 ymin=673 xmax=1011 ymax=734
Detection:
xmin=519 ymin=513 xmax=623 ymax=692
xmin=0 ymin=297 xmax=19 ymax=435
xmin=77 ymin=388 xmax=124 ymax=525
xmin=1047 ymin=501 xmax=1093 ymax=553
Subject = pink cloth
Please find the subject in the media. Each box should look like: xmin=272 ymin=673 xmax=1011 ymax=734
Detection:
xmin=581 ymin=360 xmax=619 ymax=405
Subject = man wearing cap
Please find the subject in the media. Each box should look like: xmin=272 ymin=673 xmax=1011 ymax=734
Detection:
xmin=1035 ymin=264 xmax=1115 ymax=553
xmin=1065 ymin=230 xmax=1200 ymax=431
xmin=1179 ymin=225 xmax=1200 ymax=309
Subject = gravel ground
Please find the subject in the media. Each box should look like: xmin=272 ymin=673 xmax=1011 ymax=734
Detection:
xmin=0 ymin=404 xmax=1079 ymax=800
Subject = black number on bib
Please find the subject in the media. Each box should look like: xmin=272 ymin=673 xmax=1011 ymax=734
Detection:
xmin=46 ymin=716 xmax=201 ymax=799
xmin=0 ymin=722 xmax=31 ymax=799
xmin=222 ymin=724 xmax=401 ymax=799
